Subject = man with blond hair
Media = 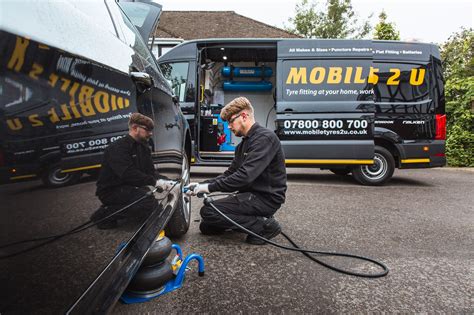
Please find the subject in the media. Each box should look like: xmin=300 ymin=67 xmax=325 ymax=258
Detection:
xmin=187 ymin=97 xmax=287 ymax=245
xmin=93 ymin=113 xmax=173 ymax=228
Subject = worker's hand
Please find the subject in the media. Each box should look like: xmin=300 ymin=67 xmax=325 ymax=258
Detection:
xmin=187 ymin=183 xmax=209 ymax=197
xmin=155 ymin=179 xmax=176 ymax=191
xmin=184 ymin=182 xmax=199 ymax=196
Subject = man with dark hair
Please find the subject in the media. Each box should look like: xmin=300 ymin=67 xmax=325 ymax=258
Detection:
xmin=92 ymin=113 xmax=174 ymax=227
xmin=187 ymin=97 xmax=287 ymax=245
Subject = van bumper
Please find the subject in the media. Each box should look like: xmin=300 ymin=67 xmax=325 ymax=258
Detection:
xmin=397 ymin=140 xmax=446 ymax=169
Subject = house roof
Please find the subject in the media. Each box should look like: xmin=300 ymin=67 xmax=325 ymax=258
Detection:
xmin=155 ymin=11 xmax=301 ymax=40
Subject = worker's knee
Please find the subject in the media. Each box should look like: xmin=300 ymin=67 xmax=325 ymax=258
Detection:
xmin=200 ymin=205 xmax=215 ymax=219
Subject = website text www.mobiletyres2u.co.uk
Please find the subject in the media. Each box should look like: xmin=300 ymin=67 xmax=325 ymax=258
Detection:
xmin=282 ymin=129 xmax=368 ymax=136
xmin=280 ymin=119 xmax=369 ymax=136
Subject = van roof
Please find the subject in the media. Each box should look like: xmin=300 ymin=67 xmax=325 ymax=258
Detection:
xmin=159 ymin=38 xmax=439 ymax=63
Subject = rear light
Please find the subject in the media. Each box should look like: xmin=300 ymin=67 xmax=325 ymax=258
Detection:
xmin=435 ymin=114 xmax=446 ymax=140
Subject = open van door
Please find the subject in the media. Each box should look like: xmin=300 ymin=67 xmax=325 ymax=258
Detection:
xmin=117 ymin=0 xmax=162 ymax=48
xmin=276 ymin=40 xmax=375 ymax=167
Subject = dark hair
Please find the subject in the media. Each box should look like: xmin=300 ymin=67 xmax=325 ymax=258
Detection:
xmin=128 ymin=113 xmax=154 ymax=130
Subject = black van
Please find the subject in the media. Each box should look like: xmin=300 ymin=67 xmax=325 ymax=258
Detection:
xmin=158 ymin=39 xmax=446 ymax=185
xmin=0 ymin=1 xmax=192 ymax=190
xmin=0 ymin=0 xmax=192 ymax=313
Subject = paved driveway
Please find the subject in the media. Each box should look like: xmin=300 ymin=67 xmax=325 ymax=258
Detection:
xmin=114 ymin=167 xmax=473 ymax=313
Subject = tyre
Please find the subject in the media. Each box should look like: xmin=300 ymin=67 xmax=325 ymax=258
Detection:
xmin=329 ymin=167 xmax=351 ymax=176
xmin=41 ymin=163 xmax=81 ymax=188
xmin=165 ymin=153 xmax=191 ymax=237
xmin=352 ymin=146 xmax=395 ymax=186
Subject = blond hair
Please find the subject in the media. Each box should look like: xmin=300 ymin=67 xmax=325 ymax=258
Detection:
xmin=129 ymin=112 xmax=154 ymax=130
xmin=220 ymin=97 xmax=254 ymax=121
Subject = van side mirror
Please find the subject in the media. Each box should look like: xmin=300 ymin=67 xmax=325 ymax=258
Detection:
xmin=130 ymin=71 xmax=154 ymax=91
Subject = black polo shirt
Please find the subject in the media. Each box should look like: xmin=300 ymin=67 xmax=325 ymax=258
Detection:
xmin=208 ymin=123 xmax=287 ymax=207
xmin=96 ymin=135 xmax=156 ymax=197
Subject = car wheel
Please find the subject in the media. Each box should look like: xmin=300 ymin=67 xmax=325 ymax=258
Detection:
xmin=352 ymin=146 xmax=395 ymax=186
xmin=165 ymin=153 xmax=191 ymax=237
xmin=41 ymin=163 xmax=81 ymax=188
xmin=329 ymin=167 xmax=351 ymax=176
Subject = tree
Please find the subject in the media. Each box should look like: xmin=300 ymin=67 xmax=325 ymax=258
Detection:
xmin=373 ymin=10 xmax=400 ymax=40
xmin=440 ymin=28 xmax=474 ymax=166
xmin=286 ymin=0 xmax=372 ymax=39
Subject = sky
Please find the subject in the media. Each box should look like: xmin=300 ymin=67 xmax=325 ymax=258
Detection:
xmin=155 ymin=0 xmax=473 ymax=44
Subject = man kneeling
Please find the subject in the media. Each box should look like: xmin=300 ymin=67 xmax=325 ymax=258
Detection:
xmin=187 ymin=97 xmax=287 ymax=245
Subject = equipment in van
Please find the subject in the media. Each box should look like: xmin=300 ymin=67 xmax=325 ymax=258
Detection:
xmin=222 ymin=65 xmax=273 ymax=91
xmin=183 ymin=185 xmax=389 ymax=278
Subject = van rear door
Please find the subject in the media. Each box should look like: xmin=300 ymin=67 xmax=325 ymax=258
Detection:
xmin=276 ymin=40 xmax=375 ymax=165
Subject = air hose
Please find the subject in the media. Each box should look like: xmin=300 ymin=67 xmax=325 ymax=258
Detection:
xmin=201 ymin=193 xmax=389 ymax=278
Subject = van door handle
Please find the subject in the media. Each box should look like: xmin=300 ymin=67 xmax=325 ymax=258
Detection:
xmin=284 ymin=108 xmax=294 ymax=112
xmin=130 ymin=71 xmax=154 ymax=89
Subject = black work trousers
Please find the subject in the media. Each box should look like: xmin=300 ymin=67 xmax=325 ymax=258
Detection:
xmin=200 ymin=192 xmax=280 ymax=234
xmin=97 ymin=185 xmax=156 ymax=219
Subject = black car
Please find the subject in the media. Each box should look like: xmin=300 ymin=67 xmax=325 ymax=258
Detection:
xmin=0 ymin=0 xmax=192 ymax=312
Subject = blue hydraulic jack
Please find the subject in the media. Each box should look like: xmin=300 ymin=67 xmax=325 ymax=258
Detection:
xmin=121 ymin=243 xmax=205 ymax=304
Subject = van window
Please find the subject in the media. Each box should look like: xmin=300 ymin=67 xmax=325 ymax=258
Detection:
xmin=373 ymin=63 xmax=429 ymax=103
xmin=159 ymin=62 xmax=191 ymax=102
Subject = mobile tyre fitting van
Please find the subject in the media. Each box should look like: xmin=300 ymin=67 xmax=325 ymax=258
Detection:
xmin=158 ymin=39 xmax=446 ymax=185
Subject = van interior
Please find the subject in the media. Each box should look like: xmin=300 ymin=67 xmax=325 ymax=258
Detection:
xmin=197 ymin=44 xmax=277 ymax=160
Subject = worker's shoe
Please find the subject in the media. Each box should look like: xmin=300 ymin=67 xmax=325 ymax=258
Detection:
xmin=199 ymin=222 xmax=225 ymax=235
xmin=245 ymin=217 xmax=281 ymax=245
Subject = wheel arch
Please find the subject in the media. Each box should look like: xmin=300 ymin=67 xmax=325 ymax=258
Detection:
xmin=374 ymin=137 xmax=401 ymax=168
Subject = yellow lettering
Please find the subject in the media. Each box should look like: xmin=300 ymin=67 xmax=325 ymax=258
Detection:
xmin=28 ymin=114 xmax=44 ymax=127
xmin=111 ymin=95 xmax=117 ymax=111
xmin=68 ymin=82 xmax=82 ymax=118
xmin=387 ymin=68 xmax=400 ymax=85
xmin=7 ymin=37 xmax=29 ymax=72
xmin=78 ymin=85 xmax=96 ymax=116
xmin=344 ymin=67 xmax=353 ymax=84
xmin=368 ymin=67 xmax=379 ymax=84
xmin=7 ymin=118 xmax=23 ymax=131
xmin=409 ymin=68 xmax=425 ymax=86
xmin=28 ymin=63 xmax=43 ymax=80
xmin=94 ymin=91 xmax=110 ymax=113
xmin=116 ymin=97 xmax=125 ymax=109
xmin=309 ymin=67 xmax=325 ymax=84
xmin=124 ymin=98 xmax=130 ymax=108
xmin=48 ymin=73 xmax=59 ymax=87
xmin=286 ymin=67 xmax=307 ymax=84
xmin=60 ymin=78 xmax=71 ymax=92
xmin=354 ymin=67 xmax=366 ymax=84
xmin=60 ymin=104 xmax=73 ymax=121
xmin=327 ymin=67 xmax=342 ymax=84
xmin=48 ymin=107 xmax=60 ymax=123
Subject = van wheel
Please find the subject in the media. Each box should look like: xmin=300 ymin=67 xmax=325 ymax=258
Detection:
xmin=165 ymin=153 xmax=191 ymax=237
xmin=41 ymin=164 xmax=81 ymax=188
xmin=329 ymin=168 xmax=351 ymax=176
xmin=352 ymin=146 xmax=395 ymax=186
